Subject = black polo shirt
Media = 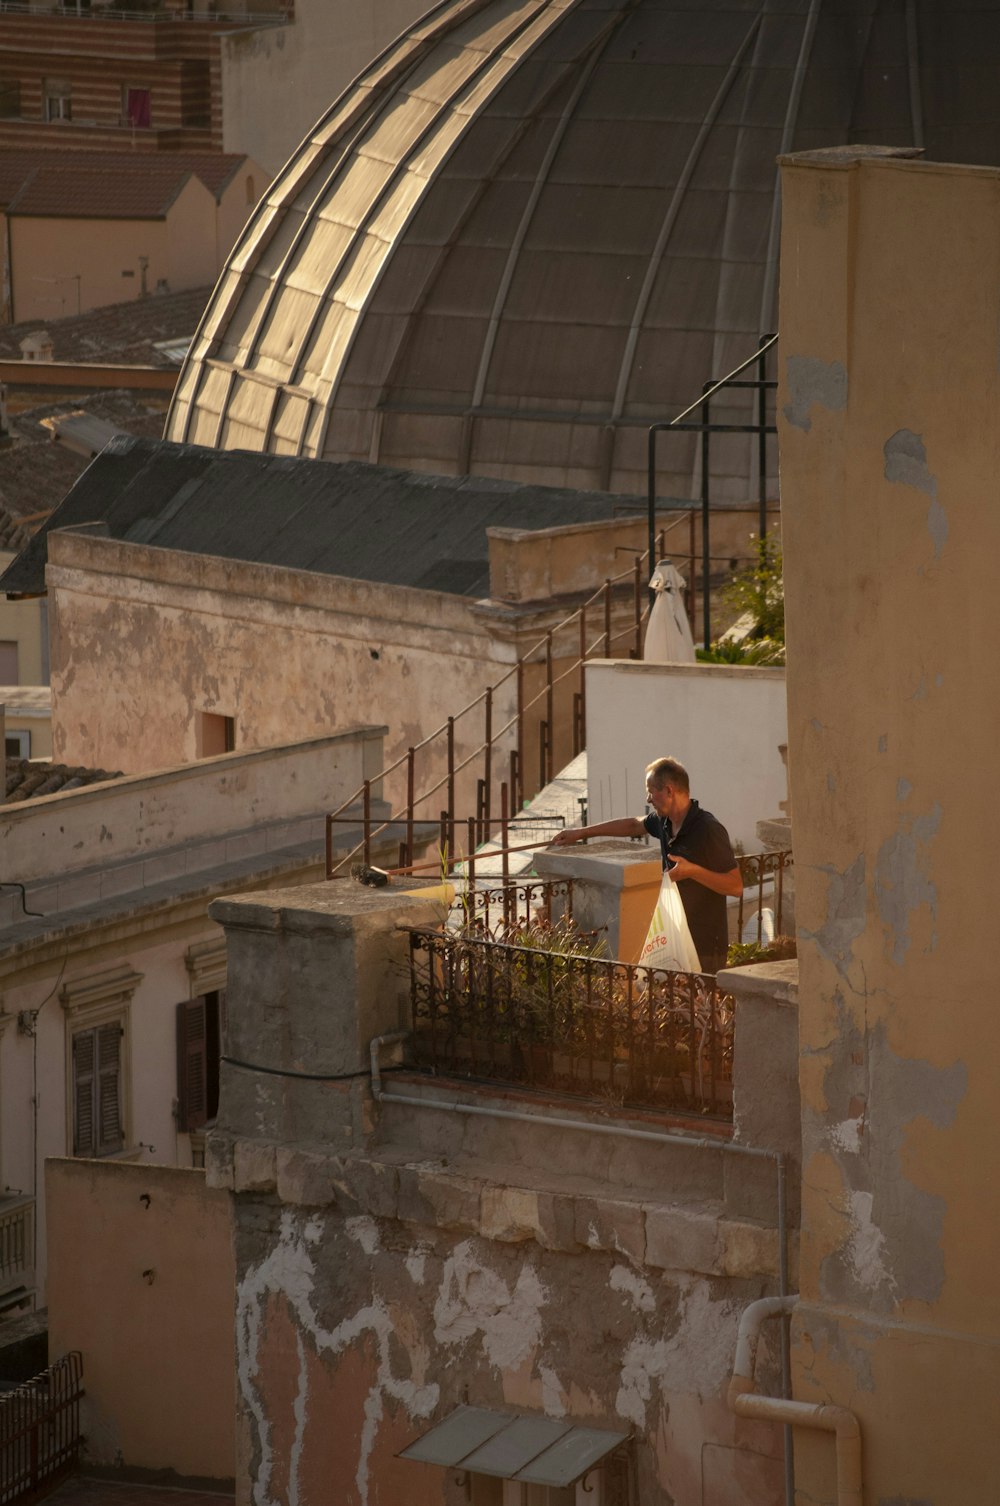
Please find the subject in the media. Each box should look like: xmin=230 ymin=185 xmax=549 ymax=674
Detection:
xmin=643 ymin=800 xmax=737 ymax=971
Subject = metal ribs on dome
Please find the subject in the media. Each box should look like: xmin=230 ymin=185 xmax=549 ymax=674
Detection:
xmin=167 ymin=0 xmax=1000 ymax=500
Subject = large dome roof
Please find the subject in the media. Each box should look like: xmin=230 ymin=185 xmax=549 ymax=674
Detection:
xmin=167 ymin=0 xmax=1000 ymax=500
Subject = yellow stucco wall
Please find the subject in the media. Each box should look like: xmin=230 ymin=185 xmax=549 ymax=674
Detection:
xmin=0 ymin=552 xmax=47 ymax=685
xmin=46 ymin=1158 xmax=235 ymax=1481
xmin=778 ymin=146 xmax=1000 ymax=1501
xmin=9 ymin=175 xmax=217 ymax=323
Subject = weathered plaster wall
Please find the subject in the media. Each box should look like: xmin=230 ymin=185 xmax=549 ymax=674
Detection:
xmin=1 ymin=727 xmax=384 ymax=886
xmin=778 ymin=145 xmax=1000 ymax=1500
xmin=584 ymin=661 xmax=788 ymax=852
xmin=206 ymin=882 xmax=801 ymax=1506
xmin=45 ymin=531 xmax=515 ymax=811
xmin=46 ymin=1158 xmax=235 ymax=1481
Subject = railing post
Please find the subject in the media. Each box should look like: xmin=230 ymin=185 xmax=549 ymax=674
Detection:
xmin=406 ymin=746 xmax=415 ymax=869
xmin=447 ymin=715 xmax=455 ymax=835
xmin=687 ymin=510 xmax=696 ymax=631
xmin=538 ymin=718 xmax=548 ymax=791
xmin=363 ymin=779 xmax=371 ymax=868
xmin=633 ymin=554 xmax=642 ymax=657
xmin=440 ymin=810 xmax=449 ymax=871
xmin=701 ymin=387 xmax=711 ymax=650
xmin=515 ymin=659 xmax=525 ymax=803
xmin=467 ymin=816 xmax=477 ymax=892
xmin=509 ymin=747 xmax=520 ymax=813
xmin=483 ymin=685 xmax=492 ymax=842
xmin=758 ymin=333 xmax=769 ymax=541
xmin=500 ymin=782 xmax=510 ymax=892
xmin=603 ymin=578 xmax=611 ymax=656
xmin=545 ymin=631 xmax=554 ymax=783
xmin=476 ymin=778 xmax=486 ymax=846
xmin=325 ymin=814 xmax=333 ymax=879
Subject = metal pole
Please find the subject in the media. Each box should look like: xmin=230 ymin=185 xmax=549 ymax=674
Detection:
xmin=483 ymin=685 xmax=493 ymax=842
xmin=406 ymin=746 xmax=415 ymax=868
xmin=363 ymin=779 xmax=371 ymax=868
xmin=633 ymin=555 xmax=642 ymax=657
xmin=603 ymin=578 xmax=612 ymax=656
xmin=447 ymin=716 xmax=455 ymax=835
xmin=325 ymin=815 xmax=333 ymax=879
xmin=758 ymin=336 xmax=768 ymax=540
xmin=545 ymin=631 xmax=554 ymax=783
xmin=467 ymin=816 xmax=477 ymax=892
xmin=701 ymin=388 xmax=711 ymax=649
xmin=516 ymin=659 xmax=525 ymax=803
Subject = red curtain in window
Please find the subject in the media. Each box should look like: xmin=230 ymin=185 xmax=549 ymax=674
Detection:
xmin=125 ymin=88 xmax=151 ymax=129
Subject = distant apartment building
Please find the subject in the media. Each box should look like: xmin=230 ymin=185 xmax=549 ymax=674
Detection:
xmin=0 ymin=150 xmax=264 ymax=322
xmin=0 ymin=1 xmax=288 ymax=156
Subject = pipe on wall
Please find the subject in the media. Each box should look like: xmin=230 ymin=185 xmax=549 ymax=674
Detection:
xmin=727 ymin=1294 xmax=862 ymax=1506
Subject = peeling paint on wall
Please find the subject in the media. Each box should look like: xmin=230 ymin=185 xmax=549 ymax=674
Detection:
xmin=801 ymin=855 xmax=866 ymax=978
xmin=883 ymin=429 xmax=948 ymax=562
xmin=874 ymin=802 xmax=941 ymax=965
xmin=808 ymin=1007 xmax=967 ymax=1314
xmin=783 ymin=356 xmax=848 ymax=432
xmin=615 ymin=1280 xmax=739 ymax=1425
xmin=434 ymin=1240 xmax=546 ymax=1374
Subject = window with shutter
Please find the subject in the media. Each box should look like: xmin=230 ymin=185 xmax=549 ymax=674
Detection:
xmin=72 ymin=1022 xmax=124 ymax=1157
xmin=97 ymin=1022 xmax=124 ymax=1155
xmin=72 ymin=1029 xmax=96 ymax=1156
xmin=177 ymin=997 xmax=208 ymax=1132
xmin=176 ymin=993 xmax=222 ymax=1133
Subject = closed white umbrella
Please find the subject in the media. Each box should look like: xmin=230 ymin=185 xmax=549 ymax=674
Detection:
xmin=643 ymin=560 xmax=696 ymax=663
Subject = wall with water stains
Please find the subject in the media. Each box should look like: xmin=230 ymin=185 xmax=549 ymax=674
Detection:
xmin=778 ymin=145 xmax=1000 ymax=1501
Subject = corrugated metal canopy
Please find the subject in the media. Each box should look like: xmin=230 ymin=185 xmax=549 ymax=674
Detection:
xmin=0 ymin=434 xmax=642 ymax=598
xmin=398 ymin=1405 xmax=630 ymax=1487
xmin=167 ymin=0 xmax=1000 ymax=502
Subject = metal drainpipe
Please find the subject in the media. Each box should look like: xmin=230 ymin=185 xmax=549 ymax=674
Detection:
xmin=729 ymin=1295 xmax=862 ymax=1506
xmin=369 ymin=1033 xmax=794 ymax=1506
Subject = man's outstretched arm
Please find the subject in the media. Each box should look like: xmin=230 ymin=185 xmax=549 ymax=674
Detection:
xmin=550 ymin=817 xmax=646 ymax=846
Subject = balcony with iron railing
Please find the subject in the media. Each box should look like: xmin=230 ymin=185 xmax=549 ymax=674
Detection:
xmin=403 ymin=852 xmax=793 ymax=1123
xmin=0 ymin=1195 xmax=35 ymax=1310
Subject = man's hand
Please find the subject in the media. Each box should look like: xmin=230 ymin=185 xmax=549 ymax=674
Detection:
xmin=667 ymin=855 xmax=695 ymax=882
xmin=550 ymin=827 xmax=584 ymax=847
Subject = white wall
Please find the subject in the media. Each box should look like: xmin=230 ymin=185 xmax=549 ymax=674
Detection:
xmin=584 ymin=660 xmax=787 ymax=852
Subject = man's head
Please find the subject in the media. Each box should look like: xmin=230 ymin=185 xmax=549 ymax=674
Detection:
xmin=644 ymin=756 xmax=690 ymax=819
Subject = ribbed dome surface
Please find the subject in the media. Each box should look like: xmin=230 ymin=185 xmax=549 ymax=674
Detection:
xmin=167 ymin=0 xmax=1000 ymax=500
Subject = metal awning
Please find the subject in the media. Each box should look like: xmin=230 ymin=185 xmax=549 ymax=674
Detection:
xmin=398 ymin=1405 xmax=630 ymax=1488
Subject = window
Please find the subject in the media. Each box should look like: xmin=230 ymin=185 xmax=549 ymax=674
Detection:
xmin=122 ymin=86 xmax=151 ymax=129
xmin=72 ymin=1023 xmax=124 ymax=1157
xmin=43 ymin=79 xmax=72 ymax=122
xmin=197 ymin=712 xmax=235 ymax=757
xmin=0 ymin=640 xmax=18 ymax=683
xmin=61 ymin=964 xmax=140 ymax=1159
xmin=5 ymin=730 xmax=30 ymax=759
xmin=176 ymin=990 xmax=223 ymax=1134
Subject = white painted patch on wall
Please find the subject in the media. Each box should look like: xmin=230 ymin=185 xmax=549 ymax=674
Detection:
xmin=615 ymin=1279 xmax=738 ymax=1427
xmin=434 ymin=1239 xmax=546 ymax=1374
xmin=347 ymin=1215 xmax=379 ymax=1255
xmin=609 ymin=1264 xmax=655 ymax=1313
xmin=829 ymin=1117 xmax=864 ymax=1155
xmin=845 ymin=1190 xmax=895 ymax=1298
xmin=405 ymin=1249 xmax=427 ymax=1285
xmin=539 ymin=1365 xmax=567 ymax=1418
xmin=237 ymin=1210 xmax=439 ymax=1506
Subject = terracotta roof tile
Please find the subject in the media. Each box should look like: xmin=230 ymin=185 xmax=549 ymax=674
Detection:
xmin=4 ymin=758 xmax=123 ymax=804
xmin=0 ymin=282 xmax=209 ymax=364
xmin=0 ymin=149 xmax=250 ymax=216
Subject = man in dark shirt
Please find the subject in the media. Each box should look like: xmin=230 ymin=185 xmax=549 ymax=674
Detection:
xmin=549 ymin=755 xmax=742 ymax=973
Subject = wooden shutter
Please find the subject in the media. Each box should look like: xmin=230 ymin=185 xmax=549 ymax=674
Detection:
xmin=72 ymin=1029 xmax=96 ymax=1157
xmin=176 ymin=997 xmax=208 ymax=1132
xmin=96 ymin=1022 xmax=124 ymax=1155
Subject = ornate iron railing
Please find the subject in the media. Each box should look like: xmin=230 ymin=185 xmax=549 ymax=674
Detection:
xmin=735 ymin=849 xmax=793 ymax=943
xmin=0 ymin=1198 xmax=34 ymax=1300
xmin=447 ymin=877 xmax=574 ymax=934
xmin=0 ymin=1353 xmax=83 ymax=1504
xmin=407 ymin=928 xmax=733 ymax=1118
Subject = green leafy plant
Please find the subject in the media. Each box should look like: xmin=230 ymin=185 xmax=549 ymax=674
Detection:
xmin=723 ymin=534 xmax=784 ymax=643
xmin=726 ymin=935 xmax=797 ymax=967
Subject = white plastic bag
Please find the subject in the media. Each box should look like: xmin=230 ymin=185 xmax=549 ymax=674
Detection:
xmin=638 ymin=870 xmax=702 ymax=973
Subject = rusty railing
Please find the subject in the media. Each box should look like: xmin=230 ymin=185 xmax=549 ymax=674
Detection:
xmin=447 ymin=876 xmax=575 ymax=934
xmin=735 ymin=850 xmax=793 ymax=943
xmin=325 ymin=525 xmax=701 ymax=880
xmin=0 ymin=1353 xmax=83 ymax=1504
xmin=407 ymin=928 xmax=733 ymax=1118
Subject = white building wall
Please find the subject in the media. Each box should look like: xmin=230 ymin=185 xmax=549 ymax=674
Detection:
xmin=584 ymin=660 xmax=788 ymax=852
